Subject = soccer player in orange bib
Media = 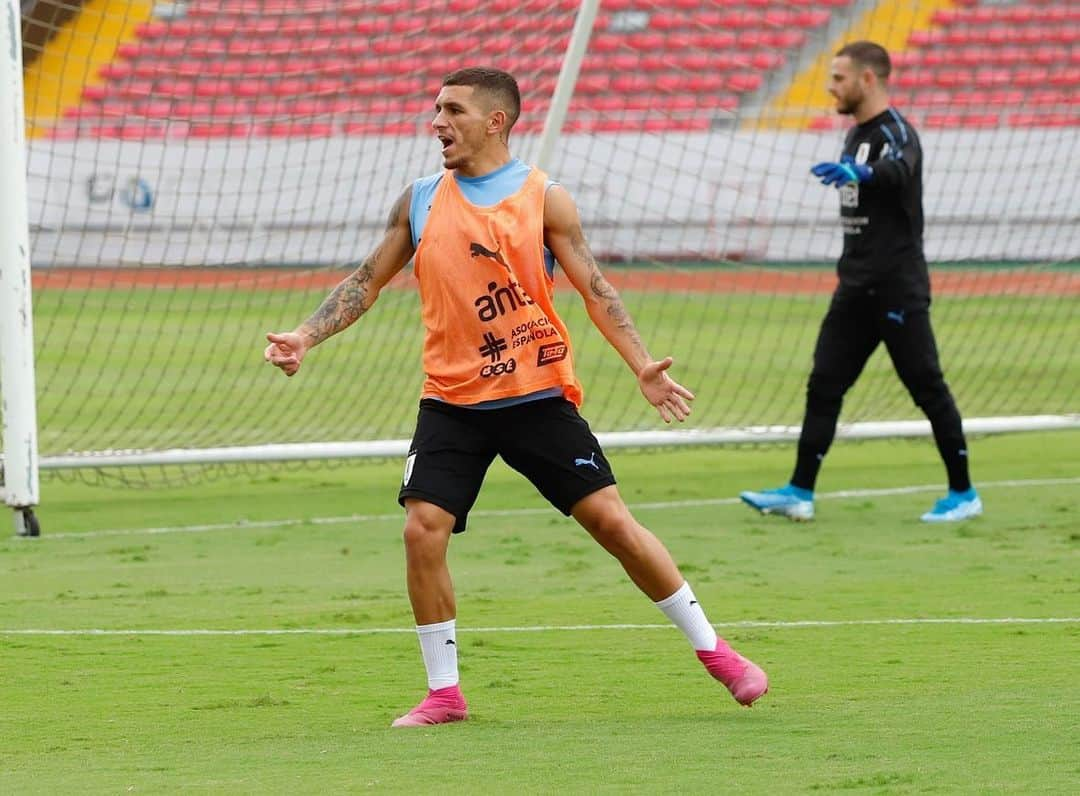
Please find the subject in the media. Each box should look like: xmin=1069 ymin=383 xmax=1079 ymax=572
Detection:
xmin=265 ymin=67 xmax=767 ymax=726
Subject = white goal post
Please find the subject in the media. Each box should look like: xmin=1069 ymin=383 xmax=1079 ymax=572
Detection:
xmin=1 ymin=0 xmax=40 ymax=535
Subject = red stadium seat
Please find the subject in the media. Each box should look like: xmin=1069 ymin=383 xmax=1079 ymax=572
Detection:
xmin=1013 ymin=68 xmax=1051 ymax=87
xmin=134 ymin=20 xmax=167 ymax=39
xmin=925 ymin=112 xmax=999 ymax=129
xmin=1007 ymin=112 xmax=1079 ymax=127
xmin=687 ymin=74 xmax=728 ymax=93
xmin=342 ymin=121 xmax=418 ymax=136
xmin=985 ymin=89 xmax=1023 ymax=107
xmin=575 ymin=74 xmax=611 ymax=94
xmin=98 ymin=62 xmax=133 ymax=80
xmin=751 ymin=52 xmax=784 ymax=70
xmin=1022 ymin=89 xmax=1060 ymax=107
xmin=923 ymin=113 xmax=962 ymax=128
xmin=908 ymin=89 xmax=953 ymax=109
xmin=192 ymin=80 xmax=232 ymax=99
xmin=807 ymin=116 xmax=843 ymax=131
xmin=188 ymin=122 xmax=234 ymax=138
xmin=267 ymin=121 xmax=334 ymax=138
xmin=135 ymin=98 xmax=173 ymax=119
xmin=933 ymin=69 xmax=974 ymax=89
xmin=232 ymin=80 xmax=266 ymax=99
xmin=269 ymin=78 xmax=308 ymax=98
xmin=908 ymin=30 xmax=946 ymax=48
xmin=643 ymin=117 xmax=710 ymax=132
xmin=43 ymin=124 xmax=79 ymax=140
xmin=577 ymin=95 xmax=625 ymax=113
xmin=1049 ymin=68 xmax=1080 ymax=86
xmin=726 ymin=73 xmax=764 ymax=93
xmin=959 ymin=114 xmax=1001 ymax=129
xmin=765 ymin=31 xmax=806 ymax=49
xmin=972 ymin=69 xmax=1012 ymax=88
xmin=172 ymin=99 xmax=214 ymax=118
xmin=931 ymin=9 xmax=959 ymax=26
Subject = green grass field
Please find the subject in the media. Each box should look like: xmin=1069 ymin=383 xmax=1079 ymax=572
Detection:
xmin=30 ymin=276 xmax=1080 ymax=456
xmin=3 ymin=431 xmax=1078 ymax=793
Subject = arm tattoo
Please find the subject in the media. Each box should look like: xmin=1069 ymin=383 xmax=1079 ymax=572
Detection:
xmin=302 ymin=262 xmax=375 ymax=346
xmin=574 ymin=232 xmax=644 ymax=350
xmin=300 ymin=190 xmax=408 ymax=346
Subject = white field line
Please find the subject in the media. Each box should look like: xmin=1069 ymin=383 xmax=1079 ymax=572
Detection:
xmin=22 ymin=476 xmax=1080 ymax=540
xmin=1 ymin=617 xmax=1078 ymax=637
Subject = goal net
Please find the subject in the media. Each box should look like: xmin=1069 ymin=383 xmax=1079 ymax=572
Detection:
xmin=5 ymin=0 xmax=1079 ymax=482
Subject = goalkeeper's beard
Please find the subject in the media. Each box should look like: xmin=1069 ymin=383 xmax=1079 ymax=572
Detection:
xmin=834 ymin=89 xmax=865 ymax=116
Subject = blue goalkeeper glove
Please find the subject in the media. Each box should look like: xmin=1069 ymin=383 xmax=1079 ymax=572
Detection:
xmin=811 ymin=155 xmax=872 ymax=187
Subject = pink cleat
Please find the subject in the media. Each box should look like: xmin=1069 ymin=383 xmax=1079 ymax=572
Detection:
xmin=696 ymin=639 xmax=769 ymax=707
xmin=390 ymin=685 xmax=468 ymax=728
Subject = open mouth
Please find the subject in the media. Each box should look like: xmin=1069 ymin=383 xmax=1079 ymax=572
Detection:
xmin=438 ymin=135 xmax=453 ymax=153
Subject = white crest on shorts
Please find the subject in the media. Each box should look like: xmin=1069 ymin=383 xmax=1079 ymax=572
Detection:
xmin=403 ymin=453 xmax=416 ymax=486
xmin=840 ymin=183 xmax=859 ymax=208
xmin=855 ymin=142 xmax=871 ymax=164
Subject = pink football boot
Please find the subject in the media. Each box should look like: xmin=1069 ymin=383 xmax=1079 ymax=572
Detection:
xmin=391 ymin=685 xmax=469 ymax=727
xmin=696 ymin=639 xmax=769 ymax=707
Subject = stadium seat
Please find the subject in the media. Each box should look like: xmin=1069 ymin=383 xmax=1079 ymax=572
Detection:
xmin=808 ymin=115 xmax=844 ymax=131
xmin=909 ymin=89 xmax=953 ymax=109
xmin=1014 ymin=68 xmax=1051 ymax=87
xmin=266 ymin=121 xmax=334 ymax=138
xmin=342 ymin=121 xmax=418 ymax=136
xmin=1007 ymin=112 xmax=1079 ymax=127
xmin=69 ymin=0 xmax=863 ymax=138
xmin=188 ymin=122 xmax=235 ymax=138
xmin=925 ymin=112 xmax=1000 ymax=129
xmin=726 ymin=73 xmax=764 ymax=93
xmin=172 ymin=99 xmax=213 ymax=118
xmin=1049 ymin=68 xmax=1080 ymax=86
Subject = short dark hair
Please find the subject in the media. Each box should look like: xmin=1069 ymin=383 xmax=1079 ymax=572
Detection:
xmin=442 ymin=67 xmax=521 ymax=130
xmin=836 ymin=41 xmax=891 ymax=82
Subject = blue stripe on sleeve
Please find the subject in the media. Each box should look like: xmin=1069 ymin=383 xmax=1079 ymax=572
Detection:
xmin=887 ymin=107 xmax=909 ymax=146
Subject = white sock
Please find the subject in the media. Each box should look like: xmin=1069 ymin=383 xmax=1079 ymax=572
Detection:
xmin=417 ymin=619 xmax=459 ymax=690
xmin=654 ymin=581 xmax=718 ymax=651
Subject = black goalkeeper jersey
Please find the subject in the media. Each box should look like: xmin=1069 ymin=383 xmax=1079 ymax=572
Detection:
xmin=835 ymin=107 xmax=929 ymax=299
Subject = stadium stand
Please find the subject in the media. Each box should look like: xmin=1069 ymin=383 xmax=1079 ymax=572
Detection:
xmin=41 ymin=0 xmax=1078 ymax=138
xmin=810 ymin=0 xmax=1079 ymax=130
xmin=46 ymin=0 xmax=854 ymax=139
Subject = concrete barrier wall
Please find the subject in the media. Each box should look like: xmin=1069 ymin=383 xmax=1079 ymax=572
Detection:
xmin=27 ymin=128 xmax=1079 ymax=266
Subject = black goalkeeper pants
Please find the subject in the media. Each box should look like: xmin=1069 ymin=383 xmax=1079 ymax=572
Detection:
xmin=791 ymin=288 xmax=971 ymax=493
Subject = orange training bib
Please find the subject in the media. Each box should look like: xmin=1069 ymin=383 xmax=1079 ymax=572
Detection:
xmin=413 ymin=167 xmax=583 ymax=406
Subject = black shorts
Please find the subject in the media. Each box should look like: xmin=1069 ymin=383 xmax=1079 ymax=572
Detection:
xmin=398 ymin=397 xmax=617 ymax=533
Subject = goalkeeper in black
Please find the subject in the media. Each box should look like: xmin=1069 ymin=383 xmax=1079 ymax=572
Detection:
xmin=740 ymin=40 xmax=981 ymax=523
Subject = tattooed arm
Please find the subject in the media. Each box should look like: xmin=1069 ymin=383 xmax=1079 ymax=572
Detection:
xmin=264 ymin=186 xmax=415 ymax=377
xmin=543 ymin=184 xmax=694 ymax=423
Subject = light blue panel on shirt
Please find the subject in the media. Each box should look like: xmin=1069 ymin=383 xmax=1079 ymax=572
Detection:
xmin=409 ymin=158 xmax=557 ymax=277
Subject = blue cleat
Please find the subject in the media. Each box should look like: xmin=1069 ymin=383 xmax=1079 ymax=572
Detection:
xmin=920 ymin=488 xmax=983 ymax=522
xmin=739 ymin=484 xmax=815 ymax=521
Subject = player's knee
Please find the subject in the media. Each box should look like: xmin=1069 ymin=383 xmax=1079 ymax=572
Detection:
xmin=908 ymin=377 xmax=951 ymax=414
xmin=584 ymin=509 xmax=644 ymax=558
xmin=401 ymin=505 xmax=453 ymax=552
xmin=806 ymin=384 xmax=843 ymax=416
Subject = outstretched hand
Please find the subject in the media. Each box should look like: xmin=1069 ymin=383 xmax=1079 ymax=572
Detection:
xmin=264 ymin=331 xmax=308 ymax=377
xmin=638 ymin=357 xmax=695 ymax=423
xmin=811 ymin=155 xmax=872 ymax=187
